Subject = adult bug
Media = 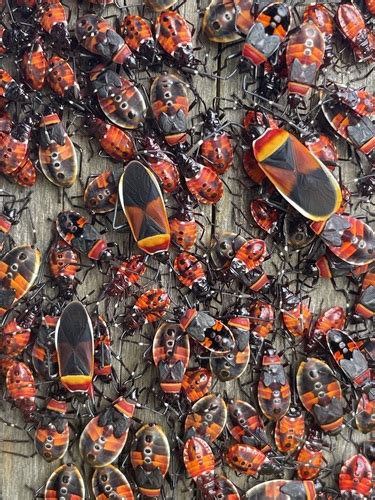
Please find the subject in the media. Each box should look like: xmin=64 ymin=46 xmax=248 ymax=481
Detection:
xmin=118 ymin=160 xmax=170 ymax=258
xmin=55 ymin=301 xmax=94 ymax=396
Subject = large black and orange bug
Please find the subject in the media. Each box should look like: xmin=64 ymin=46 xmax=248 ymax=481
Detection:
xmin=0 ymin=303 xmax=39 ymax=359
xmin=130 ymin=423 xmax=170 ymax=498
xmin=118 ymin=160 xmax=170 ymax=258
xmin=305 ymin=306 xmax=346 ymax=352
xmin=0 ymin=245 xmax=41 ymax=318
xmin=35 ymin=0 xmax=71 ymax=52
xmin=32 ymin=309 xmax=59 ymax=381
xmin=44 ymin=463 xmax=85 ymax=500
xmin=152 ymin=322 xmax=190 ymax=394
xmin=210 ymin=312 xmax=250 ymax=382
xmin=150 ymin=74 xmax=190 ymax=147
xmin=120 ymin=14 xmax=162 ymax=66
xmin=75 ymin=14 xmax=136 ymax=69
xmin=173 ymin=251 xmax=211 ymax=299
xmin=327 ymin=329 xmax=374 ymax=399
xmin=100 ymin=254 xmax=146 ymax=300
xmin=310 ymin=214 xmax=375 ymax=267
xmin=139 ymin=135 xmax=180 ymax=194
xmin=176 ymin=150 xmax=224 ymax=205
xmin=38 ymin=109 xmax=78 ymax=188
xmin=183 ymin=436 xmax=215 ymax=480
xmin=251 ymin=127 xmax=342 ymax=222
xmin=303 ymin=4 xmax=334 ymax=65
xmin=6 ymin=360 xmax=37 ymax=421
xmin=199 ymin=108 xmax=234 ymax=175
xmin=226 ymin=442 xmax=281 ymax=477
xmin=336 ymin=2 xmax=374 ymax=61
xmin=86 ymin=115 xmax=136 ymax=163
xmin=83 ymin=170 xmax=119 ymax=214
xmin=79 ymin=396 xmax=136 ymax=467
xmin=257 ymin=343 xmax=291 ymax=421
xmin=48 ymin=236 xmax=80 ymax=300
xmin=226 ymin=399 xmax=268 ymax=449
xmin=355 ymin=265 xmax=375 ymax=319
xmin=55 ymin=301 xmax=94 ymax=396
xmin=0 ymin=68 xmax=30 ymax=103
xmin=56 ymin=211 xmax=112 ymax=261
xmin=21 ymin=37 xmax=47 ymax=91
xmin=339 ymin=454 xmax=373 ymax=499
xmin=184 ymin=393 xmax=227 ymax=442
xmin=297 ymin=357 xmax=344 ymax=435
xmin=285 ymin=21 xmax=325 ymax=108
xmin=178 ymin=307 xmax=235 ymax=353
xmin=0 ymin=115 xmax=35 ymax=177
xmin=90 ymin=67 xmax=147 ymax=130
xmin=0 ymin=192 xmax=31 ymax=253
xmin=181 ymin=367 xmax=212 ymax=402
xmin=92 ymin=464 xmax=134 ymax=499
xmin=243 ymin=479 xmax=318 ymax=499
xmin=34 ymin=398 xmax=69 ymax=462
xmin=196 ymin=474 xmax=240 ymax=500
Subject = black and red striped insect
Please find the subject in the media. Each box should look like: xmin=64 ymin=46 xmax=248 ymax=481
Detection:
xmin=21 ymin=37 xmax=47 ymax=91
xmin=0 ymin=68 xmax=30 ymax=104
xmin=303 ymin=4 xmax=334 ymax=65
xmin=184 ymin=393 xmax=227 ymax=442
xmin=56 ymin=301 xmax=94 ymax=396
xmin=173 ymin=251 xmax=211 ymax=299
xmin=327 ymin=84 xmax=375 ymax=118
xmin=121 ymin=14 xmax=162 ymax=66
xmin=56 ymin=211 xmax=112 ymax=261
xmin=92 ymin=465 xmax=134 ymax=500
xmin=196 ymin=474 xmax=240 ymax=500
xmin=296 ymin=428 xmax=325 ymax=480
xmin=181 ymin=367 xmax=212 ymax=402
xmin=282 ymin=300 xmax=313 ymax=339
xmin=339 ymin=454 xmax=373 ymax=499
xmin=150 ymin=74 xmax=190 ymax=147
xmin=275 ymin=404 xmax=305 ymax=455
xmin=183 ymin=436 xmax=215 ymax=480
xmin=0 ymin=115 xmax=35 ymax=177
xmin=227 ymin=399 xmax=268 ymax=449
xmin=0 ymin=245 xmax=41 ymax=318
xmin=46 ymin=56 xmax=81 ymax=102
xmin=226 ymin=442 xmax=281 ymax=477
xmin=305 ymin=306 xmax=346 ymax=352
xmin=6 ymin=360 xmax=37 ymax=421
xmin=76 ymin=14 xmax=136 ymax=69
xmin=0 ymin=303 xmax=39 ymax=359
xmin=152 ymin=322 xmax=190 ymax=394
xmin=35 ymin=398 xmax=69 ymax=462
xmin=83 ymin=171 xmax=119 ymax=214
xmin=44 ymin=463 xmax=85 ymax=499
xmin=79 ymin=396 xmax=136 ymax=467
xmin=336 ymin=3 xmax=374 ymax=61
xmin=130 ymin=423 xmax=170 ymax=498
xmin=250 ymin=198 xmax=280 ymax=236
xmin=244 ymin=480 xmax=318 ymax=499
xmin=209 ymin=232 xmax=246 ymax=271
xmin=36 ymin=0 xmax=71 ymax=51
xmin=119 ymin=160 xmax=171 ymax=258
xmin=297 ymin=357 xmax=344 ymax=434
xmin=248 ymin=300 xmax=275 ymax=340
xmin=229 ymin=238 xmax=268 ymax=289
xmin=169 ymin=193 xmax=199 ymax=251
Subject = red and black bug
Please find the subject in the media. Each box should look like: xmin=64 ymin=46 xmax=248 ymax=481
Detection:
xmin=84 ymin=171 xmax=119 ymax=214
xmin=229 ymin=238 xmax=268 ymax=289
xmin=79 ymin=396 xmax=136 ymax=467
xmin=48 ymin=237 xmax=80 ymax=300
xmin=248 ymin=300 xmax=275 ymax=340
xmin=199 ymin=108 xmax=234 ymax=175
xmin=339 ymin=454 xmax=373 ymax=499
xmin=169 ymin=194 xmax=199 ymax=251
xmin=150 ymin=74 xmax=189 ymax=147
xmin=173 ymin=251 xmax=211 ymax=299
xmin=227 ymin=399 xmax=268 ymax=449
xmin=305 ymin=306 xmax=346 ymax=352
xmin=121 ymin=14 xmax=162 ymax=66
xmin=282 ymin=300 xmax=313 ymax=339
xmin=0 ymin=68 xmax=30 ymax=103
xmin=6 ymin=360 xmax=37 ymax=421
xmin=44 ymin=463 xmax=85 ymax=500
xmin=336 ymin=3 xmax=374 ymax=61
xmin=90 ymin=67 xmax=147 ymax=130
xmin=119 ymin=160 xmax=170 ymax=257
xmin=92 ymin=465 xmax=134 ymax=500
xmin=0 ymin=245 xmax=41 ymax=318
xmin=56 ymin=301 xmax=94 ymax=396
xmin=311 ymin=214 xmax=375 ymax=267
xmin=303 ymin=4 xmax=334 ymax=65
xmin=257 ymin=343 xmax=291 ymax=421
xmin=130 ymin=423 xmax=170 ymax=498
xmin=101 ymin=254 xmax=146 ymax=299
xmin=0 ymin=115 xmax=35 ymax=177
xmin=178 ymin=307 xmax=235 ymax=353
xmin=139 ymin=135 xmax=180 ymax=193
xmin=209 ymin=232 xmax=246 ymax=271
xmin=303 ymin=132 xmax=338 ymax=170
xmin=297 ymin=357 xmax=344 ymax=434
xmin=32 ymin=309 xmax=59 ymax=381
xmin=185 ymin=393 xmax=227 ymax=442
xmin=181 ymin=367 xmax=212 ymax=402
xmin=275 ymin=404 xmax=305 ymax=455
xmin=252 ymin=127 xmax=342 ymax=221
xmin=196 ymin=474 xmax=240 ymax=500
xmin=226 ymin=443 xmax=281 ymax=477
xmin=152 ymin=322 xmax=190 ymax=394
xmin=328 ymin=84 xmax=375 ymax=118
xmin=38 ymin=109 xmax=78 ymax=188
xmin=76 ymin=14 xmax=136 ymax=69
xmin=36 ymin=0 xmax=71 ymax=51
xmin=285 ymin=22 xmax=325 ymax=108
xmin=296 ymin=428 xmax=325 ymax=480
xmin=46 ymin=55 xmax=81 ymax=103
xmin=35 ymin=398 xmax=69 ymax=462
xmin=86 ymin=115 xmax=135 ymax=162
xmin=0 ymin=303 xmax=39 ymax=359
xmin=21 ymin=37 xmax=47 ymax=91
xmin=250 ymin=198 xmax=280 ymax=236
xmin=202 ymin=0 xmax=241 ymax=44
xmin=56 ymin=211 xmax=112 ymax=261
xmin=355 ymin=265 xmax=375 ymax=319
xmin=183 ymin=436 xmax=215 ymax=480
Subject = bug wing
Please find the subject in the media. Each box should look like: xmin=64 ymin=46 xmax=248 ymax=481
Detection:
xmin=246 ymin=23 xmax=280 ymax=57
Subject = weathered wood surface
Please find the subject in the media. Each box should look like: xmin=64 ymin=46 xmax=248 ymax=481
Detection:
xmin=0 ymin=0 xmax=374 ymax=499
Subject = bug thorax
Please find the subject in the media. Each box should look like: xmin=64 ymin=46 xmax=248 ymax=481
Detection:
xmin=177 ymin=152 xmax=200 ymax=178
xmin=203 ymin=108 xmax=222 ymax=134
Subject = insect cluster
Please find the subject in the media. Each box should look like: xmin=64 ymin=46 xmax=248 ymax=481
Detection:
xmin=0 ymin=0 xmax=374 ymax=498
